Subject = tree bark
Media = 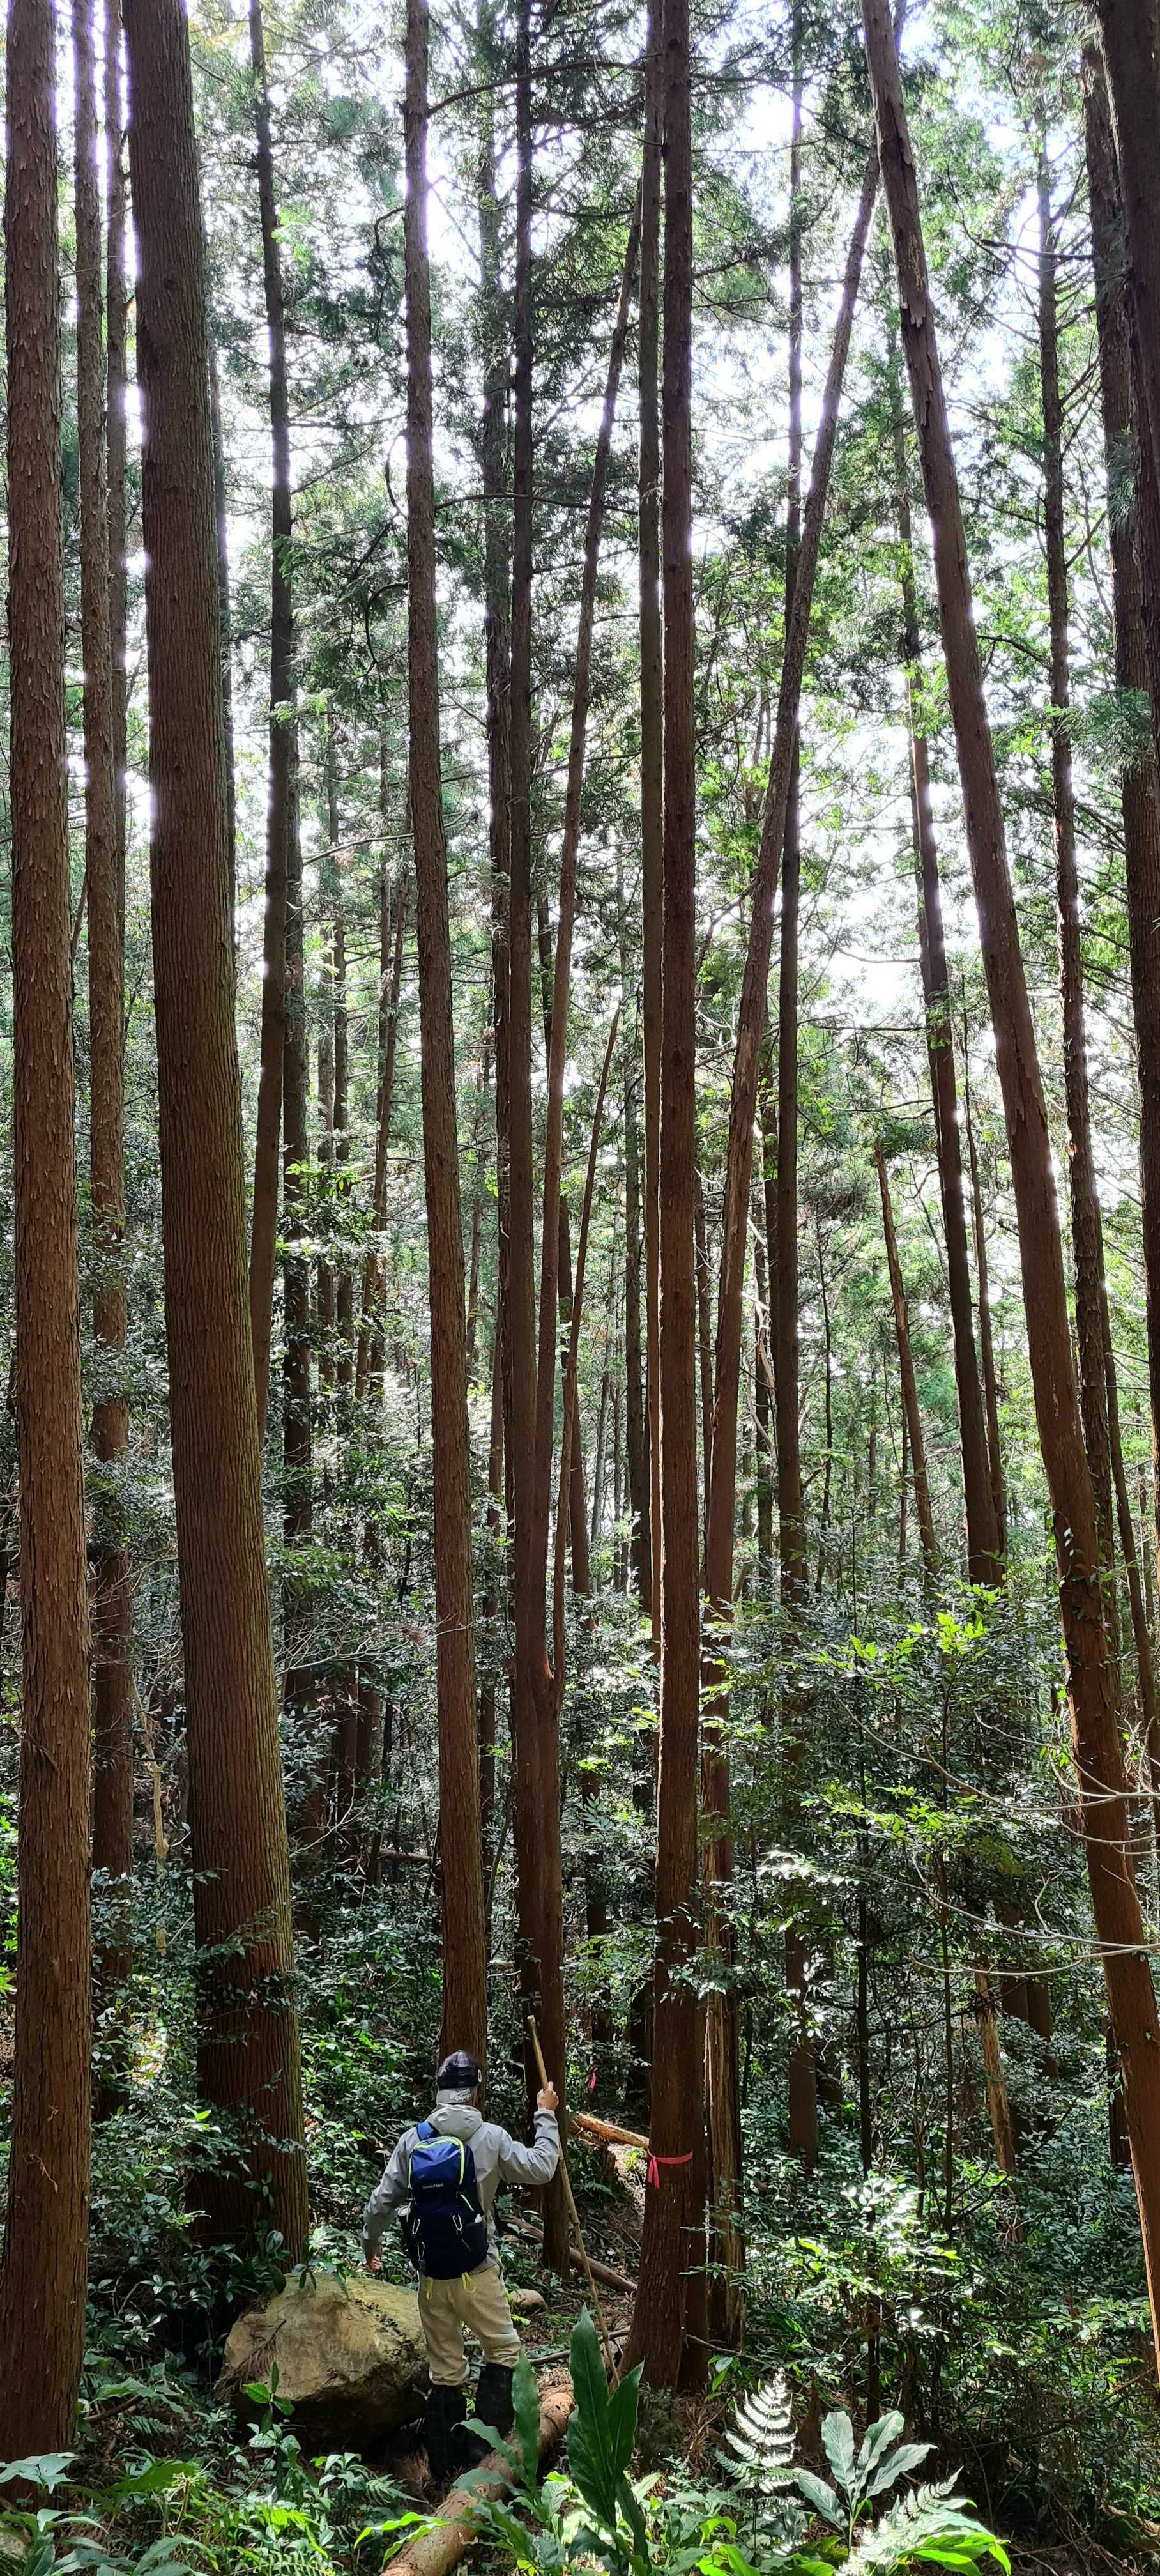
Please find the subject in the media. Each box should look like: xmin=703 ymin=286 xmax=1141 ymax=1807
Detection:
xmin=356 ymin=809 xmax=408 ymax=1404
xmin=625 ymin=0 xmax=707 ymax=2394
xmin=875 ymin=1145 xmax=939 ymax=1580
xmin=247 ymin=0 xmax=296 ymax=1450
xmin=864 ymin=0 xmax=1160 ymax=2372
xmin=888 ymin=342 xmax=998 ymax=1581
xmin=282 ymin=763 xmax=312 ymax=1541
xmin=123 ymin=0 xmax=307 ymax=2255
xmin=404 ymin=0 xmax=487 ymax=2064
xmin=106 ymin=0 xmax=128 ymax=892
xmin=1083 ymin=50 xmax=1160 ymax=1627
xmin=1094 ymin=0 xmax=1160 ymax=564
xmin=618 ymin=858 xmax=651 ymax=1611
xmin=639 ymin=0 xmax=664 ymax=1650
xmin=1038 ymin=150 xmax=1117 ymax=1610
xmin=961 ymin=1016 xmax=1006 ymax=1544
xmin=75 ymin=0 xmax=133 ymax=2087
xmin=0 ymin=0 xmax=93 ymax=2450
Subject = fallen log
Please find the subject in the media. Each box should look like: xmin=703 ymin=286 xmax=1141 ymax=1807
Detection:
xmin=572 ymin=2113 xmax=648 ymax=2152
xmin=507 ymin=2218 xmax=636 ymax=2296
xmin=386 ymin=2379 xmax=574 ymax=2576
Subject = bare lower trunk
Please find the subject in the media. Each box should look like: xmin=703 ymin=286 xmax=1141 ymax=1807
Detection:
xmin=404 ymin=0 xmax=487 ymax=2062
xmin=0 ymin=0 xmax=93 ymax=2446
xmin=124 ymin=0 xmax=307 ymax=2255
xmin=866 ymin=0 xmax=1160 ymax=2371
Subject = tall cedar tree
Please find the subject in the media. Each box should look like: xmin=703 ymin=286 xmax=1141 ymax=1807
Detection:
xmin=403 ymin=0 xmax=488 ymax=2061
xmin=639 ymin=0 xmax=663 ymax=1644
xmin=863 ymin=0 xmax=1160 ymax=2372
xmin=123 ymin=0 xmax=308 ymax=2255
xmin=1083 ymin=53 xmax=1160 ymax=1623
xmin=74 ymin=0 xmax=133 ymax=2082
xmin=247 ymin=0 xmax=296 ymax=1446
xmin=0 ymin=0 xmax=93 ymax=2453
xmin=625 ymin=0 xmax=708 ymax=2394
xmin=701 ymin=129 xmax=881 ymax=2214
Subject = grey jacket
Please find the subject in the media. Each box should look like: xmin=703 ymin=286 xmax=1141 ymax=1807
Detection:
xmin=362 ymin=2102 xmax=560 ymax=2261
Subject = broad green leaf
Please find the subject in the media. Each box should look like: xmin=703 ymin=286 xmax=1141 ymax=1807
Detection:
xmin=793 ymin=2470 xmax=843 ymax=2526
xmin=867 ymin=2440 xmax=933 ymax=2496
xmin=821 ymin=2410 xmax=857 ymax=2490
xmin=856 ymin=2411 xmax=905 ymax=2474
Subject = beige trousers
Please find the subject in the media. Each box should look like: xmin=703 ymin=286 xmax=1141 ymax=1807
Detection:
xmin=420 ymin=2258 xmax=521 ymax=2387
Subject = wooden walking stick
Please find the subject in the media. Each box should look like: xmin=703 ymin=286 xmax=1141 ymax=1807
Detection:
xmin=526 ymin=2014 xmax=620 ymax=2382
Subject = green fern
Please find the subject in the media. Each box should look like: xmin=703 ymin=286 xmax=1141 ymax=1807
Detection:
xmin=720 ymin=2374 xmax=797 ymax=2497
xmin=844 ymin=2476 xmax=1011 ymax=2572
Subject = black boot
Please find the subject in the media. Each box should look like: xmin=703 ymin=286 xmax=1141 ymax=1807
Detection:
xmin=424 ymin=2384 xmax=466 ymax=2488
xmin=473 ymin=2362 xmax=516 ymax=2444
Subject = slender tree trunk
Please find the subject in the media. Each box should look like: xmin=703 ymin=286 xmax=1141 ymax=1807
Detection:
xmin=888 ymin=341 xmax=998 ymax=1581
xmin=974 ymin=1974 xmax=1018 ymax=2180
xmin=208 ymin=321 xmax=238 ymax=921
xmin=106 ymin=0 xmax=127 ymax=891
xmin=477 ymin=0 xmax=513 ymax=1507
xmin=640 ymin=0 xmax=664 ymax=1650
xmin=1083 ymin=52 xmax=1160 ymax=1622
xmin=506 ymin=0 xmax=551 ymax=2164
xmin=75 ymin=0 xmax=133 ymax=2090
xmin=330 ymin=735 xmax=353 ymax=1397
xmin=625 ymin=0 xmax=707 ymax=2393
xmin=865 ymin=0 xmax=1160 ymax=2372
xmin=536 ymin=897 xmax=590 ymax=1590
xmin=404 ymin=0 xmax=487 ymax=2063
xmin=124 ymin=0 xmax=307 ymax=2255
xmin=247 ymin=0 xmax=295 ymax=1449
xmin=356 ymin=817 xmax=408 ymax=1403
xmin=1094 ymin=0 xmax=1160 ymax=573
xmin=1039 ymin=150 xmax=1117 ymax=1613
xmin=479 ymin=1319 xmax=503 ymax=1908
xmin=815 ymin=1215 xmax=834 ymax=1592
xmin=961 ymin=1016 xmax=1006 ymax=1542
xmin=618 ymin=859 xmax=651 ymax=1610
xmin=317 ymin=719 xmax=339 ymax=1393
xmin=754 ymin=1220 xmax=774 ymax=1574
xmin=693 ymin=1165 xmax=715 ymax=1500
xmin=0 ymin=0 xmax=93 ymax=2448
xmin=283 ymin=767 xmax=312 ymax=1541
xmin=875 ymin=1146 xmax=939 ymax=1581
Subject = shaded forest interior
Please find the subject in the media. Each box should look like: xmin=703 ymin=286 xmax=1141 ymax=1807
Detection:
xmin=3 ymin=0 xmax=1160 ymax=2566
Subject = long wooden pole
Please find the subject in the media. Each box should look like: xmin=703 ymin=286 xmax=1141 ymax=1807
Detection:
xmin=527 ymin=2014 xmax=618 ymax=2377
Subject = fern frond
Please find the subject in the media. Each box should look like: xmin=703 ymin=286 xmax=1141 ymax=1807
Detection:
xmin=721 ymin=2374 xmax=797 ymax=2492
xmin=846 ymin=2477 xmax=1010 ymax=2572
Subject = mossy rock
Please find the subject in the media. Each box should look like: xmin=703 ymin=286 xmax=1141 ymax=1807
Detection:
xmin=217 ymin=2272 xmax=427 ymax=2447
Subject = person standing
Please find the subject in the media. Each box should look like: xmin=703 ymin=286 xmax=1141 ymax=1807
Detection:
xmin=362 ymin=2048 xmax=560 ymax=2479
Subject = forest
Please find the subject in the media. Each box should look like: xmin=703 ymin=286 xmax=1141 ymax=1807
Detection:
xmin=1 ymin=0 xmax=1160 ymax=2565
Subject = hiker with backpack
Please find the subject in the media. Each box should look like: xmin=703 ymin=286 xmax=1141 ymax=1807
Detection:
xmin=362 ymin=2048 xmax=560 ymax=2481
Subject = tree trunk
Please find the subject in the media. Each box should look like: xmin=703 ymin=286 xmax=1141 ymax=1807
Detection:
xmin=123 ymin=0 xmax=307 ymax=2255
xmin=1094 ymin=0 xmax=1160 ymax=569
xmin=0 ymin=0 xmax=93 ymax=2450
xmin=639 ymin=0 xmax=664 ymax=1650
xmin=1039 ymin=150 xmax=1117 ymax=1613
xmin=356 ymin=813 xmax=408 ymax=1403
xmin=106 ymin=0 xmax=128 ymax=891
xmin=865 ymin=0 xmax=1160 ymax=2372
xmin=404 ymin=0 xmax=487 ymax=2064
xmin=536 ymin=896 xmax=590 ymax=1593
xmin=207 ymin=318 xmax=238 ymax=924
xmin=888 ymin=342 xmax=998 ymax=1581
xmin=331 ymin=737 xmax=353 ymax=1397
xmin=283 ymin=764 xmax=312 ymax=1542
xmin=75 ymin=0 xmax=133 ymax=2094
xmin=693 ymin=1164 xmax=715 ymax=1503
xmin=1083 ymin=50 xmax=1160 ymax=1627
xmin=618 ymin=857 xmax=651 ymax=1610
xmin=317 ymin=718 xmax=339 ymax=1395
xmin=875 ymin=1144 xmax=939 ymax=1580
xmin=247 ymin=0 xmax=295 ymax=1450
xmin=961 ymin=1016 xmax=1006 ymax=1543
xmin=625 ymin=0 xmax=707 ymax=2393
xmin=973 ymin=1974 xmax=1018 ymax=2181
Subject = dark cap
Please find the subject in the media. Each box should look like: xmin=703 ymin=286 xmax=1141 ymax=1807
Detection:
xmin=436 ymin=2050 xmax=482 ymax=2090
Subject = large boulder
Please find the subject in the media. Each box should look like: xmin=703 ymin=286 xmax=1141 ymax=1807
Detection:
xmin=217 ymin=2273 xmax=427 ymax=2447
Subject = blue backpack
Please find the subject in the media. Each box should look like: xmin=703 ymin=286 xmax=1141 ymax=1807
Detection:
xmin=402 ymin=2124 xmax=491 ymax=2278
